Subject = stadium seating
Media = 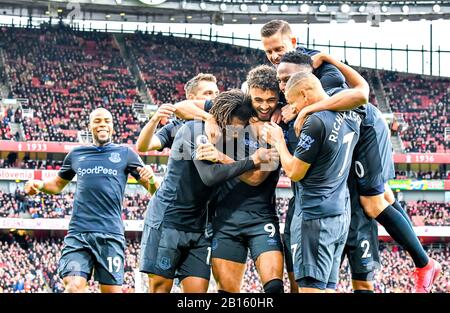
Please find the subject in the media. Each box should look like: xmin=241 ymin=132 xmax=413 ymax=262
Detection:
xmin=0 ymin=237 xmax=448 ymax=293
xmin=0 ymin=24 xmax=142 ymax=144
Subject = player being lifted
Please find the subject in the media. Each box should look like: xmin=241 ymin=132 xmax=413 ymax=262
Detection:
xmin=289 ymin=52 xmax=442 ymax=293
xmin=24 ymin=108 xmax=157 ymax=293
xmin=195 ymin=65 xmax=285 ymax=293
xmin=139 ymin=89 xmax=273 ymax=293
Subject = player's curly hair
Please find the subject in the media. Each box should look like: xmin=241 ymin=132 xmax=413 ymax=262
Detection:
xmin=280 ymin=51 xmax=313 ymax=68
xmin=246 ymin=65 xmax=279 ymax=93
xmin=209 ymin=89 xmax=253 ymax=130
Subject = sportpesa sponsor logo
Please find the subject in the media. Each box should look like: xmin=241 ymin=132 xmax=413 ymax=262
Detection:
xmin=77 ymin=166 xmax=118 ymax=177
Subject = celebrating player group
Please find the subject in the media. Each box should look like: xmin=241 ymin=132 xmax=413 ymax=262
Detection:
xmin=24 ymin=20 xmax=442 ymax=294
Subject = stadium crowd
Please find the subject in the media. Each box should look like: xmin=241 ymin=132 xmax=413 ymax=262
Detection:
xmin=395 ymin=170 xmax=450 ymax=180
xmin=380 ymin=71 xmax=449 ymax=153
xmin=125 ymin=31 xmax=266 ymax=104
xmin=0 ymin=235 xmax=137 ymax=293
xmin=403 ymin=200 xmax=449 ymax=227
xmin=0 ymin=24 xmax=142 ymax=144
xmin=1 ymin=191 xmax=448 ymax=227
xmin=0 ymin=236 xmax=448 ymax=293
xmin=0 ymin=25 xmax=447 ymax=155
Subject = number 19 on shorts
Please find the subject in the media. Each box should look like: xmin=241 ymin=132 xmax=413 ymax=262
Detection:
xmin=107 ymin=256 xmax=121 ymax=273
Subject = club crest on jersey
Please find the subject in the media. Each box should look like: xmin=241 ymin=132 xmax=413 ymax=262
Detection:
xmin=109 ymin=152 xmax=121 ymax=163
xmin=158 ymin=256 xmax=171 ymax=270
xmin=196 ymin=134 xmax=209 ymax=146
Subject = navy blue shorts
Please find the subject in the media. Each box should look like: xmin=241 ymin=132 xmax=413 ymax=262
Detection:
xmin=353 ymin=123 xmax=395 ymax=196
xmin=139 ymin=224 xmax=211 ymax=281
xmin=212 ymin=210 xmax=283 ymax=264
xmin=291 ymin=207 xmax=350 ymax=289
xmin=343 ymin=191 xmax=380 ymax=281
xmin=58 ymin=232 xmax=125 ymax=286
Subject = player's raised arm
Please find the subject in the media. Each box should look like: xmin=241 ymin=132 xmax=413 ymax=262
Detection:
xmin=136 ymin=103 xmax=176 ymax=152
xmin=294 ymin=53 xmax=369 ymax=134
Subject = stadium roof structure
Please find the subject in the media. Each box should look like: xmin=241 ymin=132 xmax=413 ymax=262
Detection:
xmin=0 ymin=0 xmax=449 ymax=25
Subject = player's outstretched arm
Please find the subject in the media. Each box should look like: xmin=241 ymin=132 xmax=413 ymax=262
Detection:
xmin=193 ymin=155 xmax=260 ymax=187
xmin=136 ymin=104 xmax=176 ymax=152
xmin=173 ymin=100 xmax=211 ymax=121
xmin=24 ymin=176 xmax=71 ymax=196
xmin=195 ymin=143 xmax=273 ymax=186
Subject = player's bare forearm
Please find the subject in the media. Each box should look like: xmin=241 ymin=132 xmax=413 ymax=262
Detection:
xmin=174 ymin=100 xmax=211 ymax=121
xmin=139 ymin=179 xmax=159 ymax=195
xmin=304 ymin=89 xmax=369 ymax=115
xmin=275 ymin=140 xmax=308 ymax=182
xmin=33 ymin=176 xmax=70 ymax=195
xmin=136 ymin=116 xmax=162 ymax=152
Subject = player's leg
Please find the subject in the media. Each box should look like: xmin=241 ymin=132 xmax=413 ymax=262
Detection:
xmin=180 ymin=277 xmax=209 ymax=293
xmin=149 ymin=274 xmax=174 ymax=293
xmin=211 ymin=233 xmax=248 ymax=292
xmin=212 ymin=258 xmax=246 ymax=293
xmin=325 ymin=203 xmax=351 ymax=294
xmin=62 ymin=276 xmax=88 ymax=293
xmin=139 ymin=225 xmax=181 ymax=293
xmin=345 ymin=195 xmax=379 ymax=293
xmin=254 ymin=251 xmax=284 ymax=293
xmin=384 ymin=183 xmax=414 ymax=229
xmin=58 ymin=233 xmax=94 ymax=293
xmin=296 ymin=210 xmax=349 ymax=293
xmin=249 ymin=216 xmax=284 ymax=293
xmin=283 ymin=197 xmax=298 ymax=293
xmin=99 ymin=284 xmax=122 ymax=293
xmin=89 ymin=232 xmax=127 ymax=293
xmin=360 ymin=188 xmax=441 ymax=292
xmin=178 ymin=232 xmax=211 ymax=293
xmin=290 ymin=211 xmax=326 ymax=293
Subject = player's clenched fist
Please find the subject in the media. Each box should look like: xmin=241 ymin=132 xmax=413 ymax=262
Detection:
xmin=251 ymin=147 xmax=279 ymax=168
xmin=196 ymin=143 xmax=221 ymax=163
xmin=261 ymin=122 xmax=285 ymax=147
xmin=152 ymin=103 xmax=176 ymax=123
xmin=24 ymin=180 xmax=44 ymax=196
xmin=137 ymin=165 xmax=155 ymax=183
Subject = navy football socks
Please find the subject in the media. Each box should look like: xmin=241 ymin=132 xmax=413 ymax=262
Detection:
xmin=375 ymin=205 xmax=429 ymax=268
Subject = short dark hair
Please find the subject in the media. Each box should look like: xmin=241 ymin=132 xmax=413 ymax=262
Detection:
xmin=285 ymin=71 xmax=315 ymax=94
xmin=210 ymin=89 xmax=253 ymax=130
xmin=260 ymin=20 xmax=292 ymax=38
xmin=280 ymin=51 xmax=313 ymax=69
xmin=184 ymin=73 xmax=217 ymax=97
xmin=246 ymin=65 xmax=279 ymax=93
